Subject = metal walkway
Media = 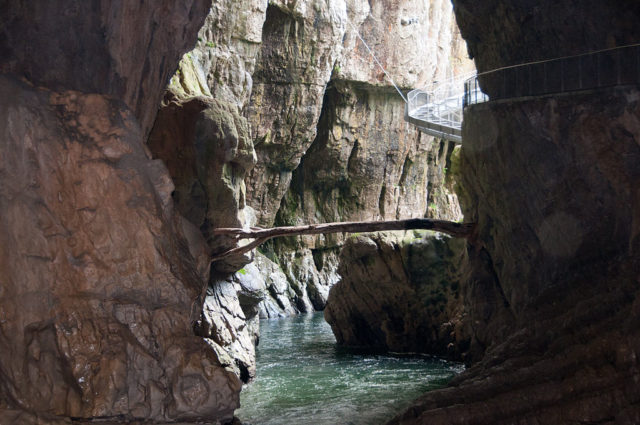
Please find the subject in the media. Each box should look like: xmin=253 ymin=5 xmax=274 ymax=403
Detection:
xmin=405 ymin=43 xmax=640 ymax=143
xmin=404 ymin=73 xmax=487 ymax=143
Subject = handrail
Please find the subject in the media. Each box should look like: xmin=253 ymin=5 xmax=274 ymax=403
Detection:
xmin=464 ymin=43 xmax=640 ymax=106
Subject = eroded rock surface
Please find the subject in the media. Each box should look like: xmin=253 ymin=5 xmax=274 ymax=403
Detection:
xmin=147 ymin=1 xmax=473 ymax=372
xmin=0 ymin=0 xmax=210 ymax=138
xmin=325 ymin=233 xmax=470 ymax=359
xmin=245 ymin=0 xmax=348 ymax=226
xmin=0 ymin=1 xmax=245 ymax=423
xmin=146 ymin=1 xmax=265 ymax=382
xmin=258 ymin=0 xmax=472 ymax=313
xmin=0 ymin=76 xmax=239 ymax=422
xmin=388 ymin=3 xmax=640 ymax=422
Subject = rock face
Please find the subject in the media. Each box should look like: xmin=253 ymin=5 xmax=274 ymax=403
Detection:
xmin=0 ymin=0 xmax=210 ymax=139
xmin=256 ymin=0 xmax=472 ymax=315
xmin=389 ymin=2 xmax=640 ymax=423
xmin=0 ymin=1 xmax=243 ymax=423
xmin=244 ymin=0 xmax=347 ymax=227
xmin=325 ymin=233 xmax=470 ymax=359
xmin=146 ymin=0 xmax=267 ymax=383
xmin=146 ymin=2 xmax=472 ymax=376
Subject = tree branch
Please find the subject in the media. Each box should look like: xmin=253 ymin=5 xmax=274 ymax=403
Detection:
xmin=210 ymin=218 xmax=475 ymax=263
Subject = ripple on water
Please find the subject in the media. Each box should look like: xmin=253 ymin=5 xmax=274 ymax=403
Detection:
xmin=237 ymin=312 xmax=463 ymax=425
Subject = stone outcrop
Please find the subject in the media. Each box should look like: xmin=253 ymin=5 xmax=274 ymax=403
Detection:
xmin=389 ymin=1 xmax=640 ymax=422
xmin=325 ymin=233 xmax=470 ymax=359
xmin=0 ymin=1 xmax=244 ymax=423
xmin=0 ymin=75 xmax=240 ymax=422
xmin=145 ymin=0 xmax=267 ymax=383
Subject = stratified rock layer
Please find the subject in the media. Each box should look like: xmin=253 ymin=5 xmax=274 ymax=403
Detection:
xmin=325 ymin=233 xmax=470 ymax=359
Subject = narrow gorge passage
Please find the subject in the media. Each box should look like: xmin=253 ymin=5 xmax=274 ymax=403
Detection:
xmin=236 ymin=313 xmax=463 ymax=425
xmin=3 ymin=0 xmax=637 ymax=424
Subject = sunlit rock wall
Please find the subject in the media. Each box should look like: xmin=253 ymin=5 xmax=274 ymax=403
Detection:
xmin=259 ymin=0 xmax=473 ymax=316
xmin=325 ymin=232 xmax=470 ymax=359
xmin=145 ymin=0 xmax=473 ymax=383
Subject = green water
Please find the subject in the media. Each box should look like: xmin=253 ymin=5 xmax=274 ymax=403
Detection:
xmin=237 ymin=313 xmax=463 ymax=425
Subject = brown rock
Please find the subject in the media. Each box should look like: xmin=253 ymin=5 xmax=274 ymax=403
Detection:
xmin=0 ymin=76 xmax=240 ymax=421
xmin=0 ymin=0 xmax=210 ymax=138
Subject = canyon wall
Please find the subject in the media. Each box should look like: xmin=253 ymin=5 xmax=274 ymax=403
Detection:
xmin=0 ymin=0 xmax=477 ymax=422
xmin=0 ymin=1 xmax=244 ymax=423
xmin=390 ymin=1 xmax=640 ymax=423
xmin=144 ymin=0 xmax=473 ymax=381
xmin=255 ymin=0 xmax=471 ymax=316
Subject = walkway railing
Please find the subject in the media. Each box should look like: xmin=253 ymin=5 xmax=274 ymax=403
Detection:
xmin=404 ymin=72 xmax=477 ymax=143
xmin=407 ymin=44 xmax=640 ymax=142
xmin=464 ymin=43 xmax=640 ymax=105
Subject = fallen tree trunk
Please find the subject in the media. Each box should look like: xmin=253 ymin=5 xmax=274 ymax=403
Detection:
xmin=211 ymin=218 xmax=475 ymax=263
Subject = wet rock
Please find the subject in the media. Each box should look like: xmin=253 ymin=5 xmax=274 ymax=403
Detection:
xmin=254 ymin=252 xmax=299 ymax=319
xmin=325 ymin=232 xmax=470 ymax=358
xmin=197 ymin=271 xmax=264 ymax=384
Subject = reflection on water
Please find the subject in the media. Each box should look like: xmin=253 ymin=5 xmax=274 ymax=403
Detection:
xmin=237 ymin=312 xmax=462 ymax=425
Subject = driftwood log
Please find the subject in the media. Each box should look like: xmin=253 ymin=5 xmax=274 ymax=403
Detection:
xmin=210 ymin=218 xmax=475 ymax=263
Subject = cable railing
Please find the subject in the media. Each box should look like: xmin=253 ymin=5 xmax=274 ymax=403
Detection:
xmin=464 ymin=43 xmax=640 ymax=106
xmin=407 ymin=44 xmax=640 ymax=142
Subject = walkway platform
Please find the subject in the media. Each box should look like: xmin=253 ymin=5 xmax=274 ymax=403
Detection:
xmin=404 ymin=73 xmax=486 ymax=144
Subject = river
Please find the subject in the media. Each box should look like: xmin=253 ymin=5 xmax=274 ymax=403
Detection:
xmin=236 ymin=312 xmax=463 ymax=425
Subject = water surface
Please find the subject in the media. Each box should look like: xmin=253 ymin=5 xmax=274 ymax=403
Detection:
xmin=237 ymin=313 xmax=462 ymax=425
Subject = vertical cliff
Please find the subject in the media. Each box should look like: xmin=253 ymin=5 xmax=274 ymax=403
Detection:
xmin=389 ymin=2 xmax=640 ymax=424
xmin=256 ymin=0 xmax=473 ymax=316
xmin=144 ymin=0 xmax=473 ymax=382
xmin=0 ymin=1 xmax=243 ymax=423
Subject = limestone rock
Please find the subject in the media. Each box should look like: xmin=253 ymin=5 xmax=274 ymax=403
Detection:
xmin=245 ymin=0 xmax=348 ymax=227
xmin=391 ymin=4 xmax=640 ymax=420
xmin=196 ymin=271 xmax=264 ymax=383
xmin=0 ymin=76 xmax=239 ymax=422
xmin=254 ymin=252 xmax=299 ymax=319
xmin=257 ymin=0 xmax=470 ymax=312
xmin=324 ymin=232 xmax=470 ymax=358
xmin=143 ymin=0 xmax=269 ymax=385
xmin=148 ymin=87 xmax=257 ymax=274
